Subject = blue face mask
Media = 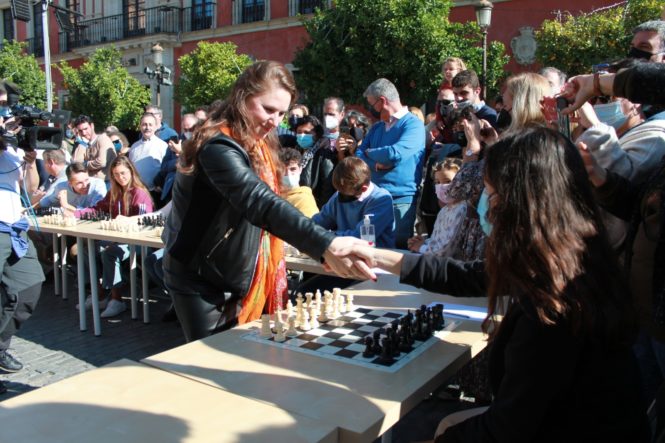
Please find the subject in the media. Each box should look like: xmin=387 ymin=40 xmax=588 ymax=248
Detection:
xmin=296 ymin=133 xmax=315 ymax=149
xmin=65 ymin=128 xmax=74 ymax=139
xmin=476 ymin=189 xmax=493 ymax=236
xmin=112 ymin=140 xmax=123 ymax=152
xmin=593 ymin=101 xmax=627 ymax=129
xmin=0 ymin=106 xmax=11 ymax=119
xmin=75 ymin=136 xmax=89 ymax=148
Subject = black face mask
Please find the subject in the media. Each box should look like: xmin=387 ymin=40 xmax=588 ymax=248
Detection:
xmin=627 ymin=46 xmax=658 ymax=60
xmin=452 ymin=130 xmax=467 ymax=147
xmin=367 ymin=106 xmax=382 ymax=120
xmin=496 ymin=108 xmax=512 ymax=130
xmin=437 ymin=99 xmax=452 ymax=120
xmin=338 ymin=193 xmax=359 ymax=203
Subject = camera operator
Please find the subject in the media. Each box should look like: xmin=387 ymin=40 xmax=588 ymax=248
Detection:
xmin=0 ymin=87 xmax=45 ymax=395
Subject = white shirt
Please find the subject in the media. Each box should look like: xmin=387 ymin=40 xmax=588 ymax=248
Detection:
xmin=129 ymin=135 xmax=168 ymax=190
xmin=385 ymin=106 xmax=409 ymax=131
xmin=0 ymin=147 xmax=27 ymax=224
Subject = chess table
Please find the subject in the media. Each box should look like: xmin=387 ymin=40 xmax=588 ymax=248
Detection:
xmin=143 ymin=273 xmax=489 ymax=443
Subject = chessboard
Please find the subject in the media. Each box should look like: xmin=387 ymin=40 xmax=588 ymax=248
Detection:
xmin=242 ymin=303 xmax=460 ymax=373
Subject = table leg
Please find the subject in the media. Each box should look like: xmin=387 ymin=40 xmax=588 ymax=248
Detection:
xmin=129 ymin=245 xmax=138 ymax=320
xmin=141 ymin=246 xmax=150 ymax=324
xmin=60 ymin=235 xmax=68 ymax=300
xmin=52 ymin=234 xmax=61 ymax=297
xmin=87 ymin=238 xmax=101 ymax=336
xmin=76 ymin=237 xmax=86 ymax=332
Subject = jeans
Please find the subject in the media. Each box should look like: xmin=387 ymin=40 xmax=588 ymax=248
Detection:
xmin=634 ymin=331 xmax=665 ymax=404
xmin=145 ymin=248 xmax=165 ymax=293
xmin=393 ymin=196 xmax=417 ymax=249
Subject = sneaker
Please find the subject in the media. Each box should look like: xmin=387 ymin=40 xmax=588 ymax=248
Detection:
xmin=0 ymin=350 xmax=23 ymax=373
xmin=100 ymin=299 xmax=126 ymax=318
xmin=75 ymin=296 xmax=109 ymax=311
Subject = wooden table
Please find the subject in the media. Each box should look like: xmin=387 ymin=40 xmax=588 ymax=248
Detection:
xmin=142 ymin=273 xmax=488 ymax=443
xmin=31 ymin=219 xmax=163 ymax=335
xmin=0 ymin=359 xmax=338 ymax=443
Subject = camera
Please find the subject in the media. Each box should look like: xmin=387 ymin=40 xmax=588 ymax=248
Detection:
xmin=1 ymin=81 xmax=62 ymax=152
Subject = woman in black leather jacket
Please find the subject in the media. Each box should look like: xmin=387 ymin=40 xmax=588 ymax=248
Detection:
xmin=162 ymin=61 xmax=373 ymax=342
xmin=350 ymin=127 xmax=648 ymax=442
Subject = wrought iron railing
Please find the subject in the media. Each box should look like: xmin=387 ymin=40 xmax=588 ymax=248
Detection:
xmin=58 ymin=2 xmax=216 ymax=52
xmin=25 ymin=36 xmax=44 ymax=57
xmin=298 ymin=0 xmax=325 ymax=14
xmin=241 ymin=2 xmax=265 ymax=24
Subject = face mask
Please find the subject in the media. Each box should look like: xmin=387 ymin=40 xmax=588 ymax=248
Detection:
xmin=594 ymin=101 xmax=627 ymax=129
xmin=0 ymin=106 xmax=11 ymax=119
xmin=288 ymin=115 xmax=300 ymax=130
xmin=496 ymin=108 xmax=512 ymax=130
xmin=65 ymin=128 xmax=74 ymax=139
xmin=112 ymin=140 xmax=123 ymax=152
xmin=327 ymin=131 xmax=339 ymax=140
xmin=324 ymin=115 xmax=338 ymax=131
xmin=183 ymin=131 xmax=192 ymax=140
xmin=75 ymin=136 xmax=89 ymax=148
xmin=476 ymin=189 xmax=493 ymax=236
xmin=435 ymin=183 xmax=451 ymax=204
xmin=296 ymin=133 xmax=314 ymax=149
xmin=627 ymin=46 xmax=660 ymax=60
xmin=282 ymin=174 xmax=300 ymax=189
xmin=338 ymin=193 xmax=358 ymax=203
xmin=437 ymin=100 xmax=452 ymax=119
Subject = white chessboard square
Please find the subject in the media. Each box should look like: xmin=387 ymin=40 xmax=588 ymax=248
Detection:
xmin=332 ymin=327 xmax=354 ymax=335
xmin=346 ymin=343 xmax=365 ymax=352
xmin=340 ymin=334 xmax=362 ymax=342
xmin=317 ymin=345 xmax=344 ymax=355
xmin=286 ymin=338 xmax=307 ymax=347
xmin=342 ymin=311 xmax=365 ymax=318
xmin=311 ymin=336 xmax=334 ymax=345
xmin=304 ymin=329 xmax=329 ymax=337
xmin=357 ymin=325 xmax=379 ymax=332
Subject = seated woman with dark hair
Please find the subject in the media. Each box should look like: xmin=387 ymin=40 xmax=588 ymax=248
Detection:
xmin=350 ymin=126 xmax=649 ymax=442
xmin=295 ymin=115 xmax=337 ymax=207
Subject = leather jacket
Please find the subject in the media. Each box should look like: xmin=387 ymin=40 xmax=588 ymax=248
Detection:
xmin=164 ymin=134 xmax=335 ymax=297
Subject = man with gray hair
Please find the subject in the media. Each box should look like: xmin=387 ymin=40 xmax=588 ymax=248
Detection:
xmin=630 ymin=20 xmax=665 ymax=63
xmin=145 ymin=105 xmax=179 ymax=143
xmin=539 ymin=66 xmax=567 ymax=95
xmin=355 ymin=78 xmax=425 ymax=249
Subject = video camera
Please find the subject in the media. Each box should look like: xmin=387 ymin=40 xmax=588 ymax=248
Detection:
xmin=1 ymin=81 xmax=62 ymax=151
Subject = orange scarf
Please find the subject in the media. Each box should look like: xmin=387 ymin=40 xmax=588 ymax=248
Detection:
xmin=220 ymin=127 xmax=288 ymax=324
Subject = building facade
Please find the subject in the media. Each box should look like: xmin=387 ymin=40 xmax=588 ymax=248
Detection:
xmin=0 ymin=0 xmax=631 ymax=130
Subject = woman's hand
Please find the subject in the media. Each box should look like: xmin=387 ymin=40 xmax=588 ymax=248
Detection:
xmin=560 ymin=73 xmax=615 ymax=114
xmin=577 ymin=141 xmax=607 ymax=187
xmin=322 ymin=237 xmax=377 ymax=281
xmin=576 ymin=102 xmax=601 ymax=129
xmin=407 ymin=235 xmax=425 ymax=252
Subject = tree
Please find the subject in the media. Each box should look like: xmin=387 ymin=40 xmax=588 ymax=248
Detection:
xmin=175 ymin=41 xmax=253 ymax=112
xmin=58 ymin=47 xmax=151 ymax=130
xmin=292 ymin=0 xmax=509 ymax=108
xmin=535 ymin=0 xmax=663 ymax=76
xmin=0 ymin=40 xmax=47 ymax=109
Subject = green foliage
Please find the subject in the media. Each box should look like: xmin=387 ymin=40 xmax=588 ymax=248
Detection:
xmin=0 ymin=40 xmax=47 ymax=108
xmin=535 ymin=0 xmax=664 ymax=76
xmin=292 ymin=0 xmax=509 ymax=107
xmin=58 ymin=47 xmax=151 ymax=130
xmin=175 ymin=41 xmax=253 ymax=112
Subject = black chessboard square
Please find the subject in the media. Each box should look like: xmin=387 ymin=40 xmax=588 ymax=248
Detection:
xmin=318 ymin=324 xmax=337 ymax=331
xmin=339 ymin=322 xmax=362 ymax=330
xmin=362 ymin=314 xmax=379 ymax=320
xmin=336 ymin=316 xmax=355 ymax=322
xmin=349 ymin=330 xmax=370 ymax=338
xmin=328 ymin=339 xmax=349 ymax=348
xmin=335 ymin=349 xmax=359 ymax=358
xmin=301 ymin=341 xmax=325 ymax=351
xmin=382 ymin=312 xmax=402 ymax=319
xmin=298 ymin=333 xmax=318 ymax=341
xmin=367 ymin=321 xmax=388 ymax=327
xmin=354 ymin=307 xmax=372 ymax=314
xmin=323 ymin=332 xmax=344 ymax=340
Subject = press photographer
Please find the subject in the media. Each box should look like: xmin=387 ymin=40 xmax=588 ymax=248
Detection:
xmin=0 ymin=84 xmax=46 ymax=395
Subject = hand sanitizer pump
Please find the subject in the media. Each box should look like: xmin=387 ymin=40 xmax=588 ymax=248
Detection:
xmin=360 ymin=214 xmax=375 ymax=247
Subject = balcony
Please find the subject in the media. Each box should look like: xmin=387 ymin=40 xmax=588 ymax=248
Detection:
xmin=58 ymin=2 xmax=216 ymax=52
xmin=288 ymin=0 xmax=331 ymax=16
xmin=25 ymin=36 xmax=44 ymax=57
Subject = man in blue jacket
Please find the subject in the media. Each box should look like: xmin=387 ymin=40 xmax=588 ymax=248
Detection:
xmin=356 ymin=78 xmax=425 ymax=249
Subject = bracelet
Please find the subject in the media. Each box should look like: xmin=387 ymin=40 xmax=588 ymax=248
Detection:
xmin=593 ymin=72 xmax=603 ymax=97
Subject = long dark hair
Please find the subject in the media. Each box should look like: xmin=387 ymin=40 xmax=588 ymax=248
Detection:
xmin=483 ymin=127 xmax=635 ymax=346
xmin=108 ymin=155 xmax=151 ymax=216
xmin=180 ymin=60 xmax=296 ymax=175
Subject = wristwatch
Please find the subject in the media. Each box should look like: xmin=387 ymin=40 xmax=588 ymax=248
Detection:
xmin=465 ymin=147 xmax=476 ymax=157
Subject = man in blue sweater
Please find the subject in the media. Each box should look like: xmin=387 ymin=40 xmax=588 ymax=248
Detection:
xmin=355 ymin=78 xmax=425 ymax=249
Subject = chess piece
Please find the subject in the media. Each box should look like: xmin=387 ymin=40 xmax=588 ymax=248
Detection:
xmin=379 ymin=337 xmax=395 ymax=364
xmin=305 ymin=292 xmax=314 ymax=309
xmin=274 ymin=309 xmax=283 ymax=329
xmin=295 ymin=294 xmax=304 ymax=327
xmin=260 ymin=314 xmax=273 ymax=338
xmin=318 ymin=303 xmax=328 ymax=323
xmin=346 ymin=293 xmax=354 ymax=311
xmin=286 ymin=316 xmax=298 ymax=337
xmin=331 ymin=294 xmax=340 ymax=319
xmin=372 ymin=330 xmax=382 ymax=355
xmin=274 ymin=322 xmax=286 ymax=342
xmin=301 ymin=309 xmax=311 ymax=331
xmin=315 ymin=290 xmax=322 ymax=311
xmin=309 ymin=305 xmax=319 ymax=329
xmin=286 ymin=300 xmax=294 ymax=319
xmin=363 ymin=337 xmax=375 ymax=358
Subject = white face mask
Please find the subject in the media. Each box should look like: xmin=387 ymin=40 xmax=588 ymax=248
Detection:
xmin=435 ymin=183 xmax=451 ymax=204
xmin=324 ymin=115 xmax=339 ymax=131
xmin=183 ymin=131 xmax=193 ymax=140
xmin=282 ymin=174 xmax=300 ymax=189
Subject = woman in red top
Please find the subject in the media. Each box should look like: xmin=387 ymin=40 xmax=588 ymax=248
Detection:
xmin=73 ymin=156 xmax=154 ymax=317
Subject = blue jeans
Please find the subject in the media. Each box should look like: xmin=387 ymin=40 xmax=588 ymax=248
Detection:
xmin=393 ymin=196 xmax=417 ymax=249
xmin=634 ymin=331 xmax=665 ymax=404
xmin=145 ymin=248 xmax=165 ymax=293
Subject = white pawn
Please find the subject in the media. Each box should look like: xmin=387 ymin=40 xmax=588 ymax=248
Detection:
xmin=309 ymin=304 xmax=319 ymax=329
xmin=274 ymin=309 xmax=283 ymax=329
xmin=286 ymin=316 xmax=298 ymax=337
xmin=339 ymin=294 xmax=347 ymax=313
xmin=305 ymin=292 xmax=314 ymax=309
xmin=301 ymin=309 xmax=311 ymax=331
xmin=318 ymin=302 xmax=328 ymax=322
xmin=346 ymin=293 xmax=355 ymax=311
xmin=295 ymin=294 xmax=304 ymax=327
xmin=260 ymin=314 xmax=273 ymax=338
xmin=286 ymin=300 xmax=294 ymax=319
xmin=331 ymin=294 xmax=340 ymax=319
xmin=274 ymin=322 xmax=286 ymax=342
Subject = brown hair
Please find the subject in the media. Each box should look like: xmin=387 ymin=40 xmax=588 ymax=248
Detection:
xmin=483 ymin=127 xmax=634 ymax=345
xmin=337 ymin=133 xmax=357 ymax=159
xmin=180 ymin=61 xmax=296 ymax=175
xmin=431 ymin=157 xmax=461 ymax=179
xmin=451 ymin=70 xmax=480 ymax=90
xmin=108 ymin=156 xmax=152 ymax=216
xmin=332 ymin=157 xmax=371 ymax=195
xmin=66 ymin=162 xmax=87 ymax=179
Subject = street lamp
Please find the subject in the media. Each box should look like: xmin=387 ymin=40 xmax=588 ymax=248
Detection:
xmin=144 ymin=43 xmax=172 ymax=107
xmin=475 ymin=0 xmax=493 ymax=101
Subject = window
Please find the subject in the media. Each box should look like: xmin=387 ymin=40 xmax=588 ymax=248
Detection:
xmin=31 ymin=3 xmax=43 ymax=56
xmin=242 ymin=0 xmax=264 ymax=24
xmin=191 ymin=0 xmax=214 ymax=31
xmin=299 ymin=0 xmax=324 ymax=15
xmin=123 ymin=0 xmax=146 ymax=38
xmin=2 ymin=8 xmax=14 ymax=41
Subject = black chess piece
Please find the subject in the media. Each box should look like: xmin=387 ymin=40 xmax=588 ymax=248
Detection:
xmin=399 ymin=328 xmax=413 ymax=352
xmin=388 ymin=329 xmax=400 ymax=357
xmin=372 ymin=331 xmax=382 ymax=355
xmin=363 ymin=337 xmax=375 ymax=358
xmin=379 ymin=337 xmax=394 ymax=364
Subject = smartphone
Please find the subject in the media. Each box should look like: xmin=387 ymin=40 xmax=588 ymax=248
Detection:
xmin=168 ymin=135 xmax=179 ymax=144
xmin=542 ymin=96 xmax=558 ymax=123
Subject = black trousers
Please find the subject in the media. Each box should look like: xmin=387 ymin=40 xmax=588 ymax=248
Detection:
xmin=0 ymin=232 xmax=44 ymax=351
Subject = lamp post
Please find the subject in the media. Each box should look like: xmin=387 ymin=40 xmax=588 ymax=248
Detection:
xmin=144 ymin=43 xmax=172 ymax=107
xmin=475 ymin=0 xmax=493 ymax=101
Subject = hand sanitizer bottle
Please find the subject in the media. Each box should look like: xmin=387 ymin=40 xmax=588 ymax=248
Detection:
xmin=360 ymin=214 xmax=375 ymax=247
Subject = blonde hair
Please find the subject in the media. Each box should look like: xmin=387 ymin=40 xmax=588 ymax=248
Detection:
xmin=441 ymin=57 xmax=467 ymax=72
xmin=432 ymin=157 xmax=462 ymax=179
xmin=504 ymin=73 xmax=550 ymax=135
xmin=409 ymin=107 xmax=425 ymax=123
